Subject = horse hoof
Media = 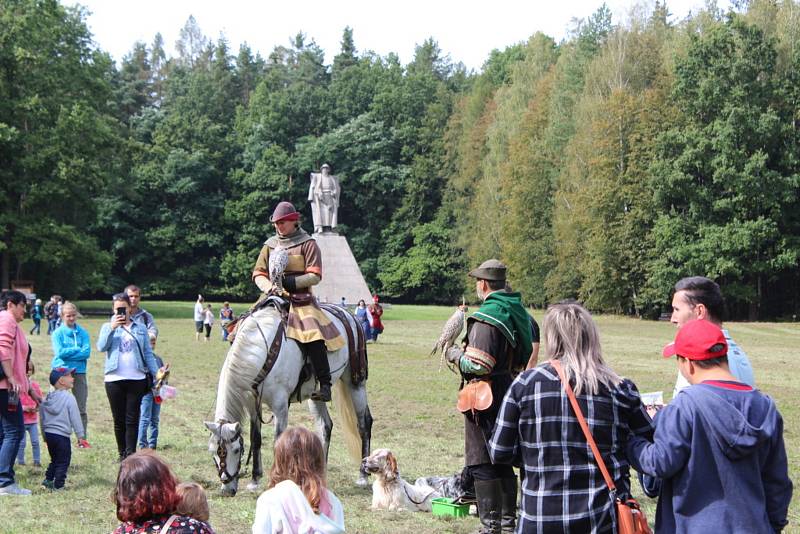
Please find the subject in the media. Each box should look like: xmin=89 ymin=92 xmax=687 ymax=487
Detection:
xmin=246 ymin=481 xmax=260 ymax=492
xmin=355 ymin=476 xmax=369 ymax=488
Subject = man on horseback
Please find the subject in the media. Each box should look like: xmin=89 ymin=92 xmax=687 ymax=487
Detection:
xmin=252 ymin=201 xmax=345 ymax=402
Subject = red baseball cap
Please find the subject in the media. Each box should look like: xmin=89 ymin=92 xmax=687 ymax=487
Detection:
xmin=662 ymin=319 xmax=728 ymax=360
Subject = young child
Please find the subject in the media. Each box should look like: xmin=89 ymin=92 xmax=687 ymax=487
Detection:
xmin=16 ymin=359 xmax=43 ymax=467
xmin=40 ymin=367 xmax=88 ymax=490
xmin=252 ymin=426 xmax=344 ymax=533
xmin=176 ymin=482 xmax=210 ymax=523
xmin=138 ymin=334 xmax=165 ymax=450
xmin=203 ymin=304 xmax=214 ymax=342
xmin=627 ymin=319 xmax=793 ymax=532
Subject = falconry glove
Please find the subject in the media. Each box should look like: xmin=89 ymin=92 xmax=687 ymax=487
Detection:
xmin=445 ymin=346 xmax=464 ymax=364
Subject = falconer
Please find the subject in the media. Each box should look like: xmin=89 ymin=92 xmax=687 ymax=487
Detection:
xmin=252 ymin=201 xmax=345 ymax=402
xmin=445 ymin=259 xmax=532 ymax=534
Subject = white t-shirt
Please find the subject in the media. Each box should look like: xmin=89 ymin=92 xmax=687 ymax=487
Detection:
xmin=204 ymin=309 xmax=214 ymax=326
xmin=105 ymin=330 xmax=146 ymax=382
xmin=194 ymin=302 xmax=204 ymax=322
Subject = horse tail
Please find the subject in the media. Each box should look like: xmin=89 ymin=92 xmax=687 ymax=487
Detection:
xmin=333 ymin=379 xmax=363 ymax=463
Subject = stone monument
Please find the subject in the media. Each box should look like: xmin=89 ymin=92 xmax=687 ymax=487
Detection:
xmin=308 ymin=164 xmax=372 ymax=306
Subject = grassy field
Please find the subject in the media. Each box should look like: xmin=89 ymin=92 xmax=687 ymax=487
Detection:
xmin=5 ymin=302 xmax=799 ymax=533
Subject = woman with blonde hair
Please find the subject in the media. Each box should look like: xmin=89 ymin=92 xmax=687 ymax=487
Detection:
xmin=51 ymin=300 xmax=92 ymax=444
xmin=252 ymin=426 xmax=344 ymax=534
xmin=489 ymin=301 xmax=654 ymax=533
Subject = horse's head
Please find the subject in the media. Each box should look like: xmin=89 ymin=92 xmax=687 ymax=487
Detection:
xmin=204 ymin=420 xmax=244 ymax=496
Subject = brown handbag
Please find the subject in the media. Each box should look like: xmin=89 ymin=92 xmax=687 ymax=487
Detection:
xmin=550 ymin=359 xmax=652 ymax=534
xmin=457 ymin=379 xmax=493 ymax=413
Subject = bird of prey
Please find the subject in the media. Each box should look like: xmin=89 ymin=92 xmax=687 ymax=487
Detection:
xmin=268 ymin=247 xmax=289 ymax=295
xmin=431 ymin=301 xmax=468 ymax=371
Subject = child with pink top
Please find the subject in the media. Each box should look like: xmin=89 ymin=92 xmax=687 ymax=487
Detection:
xmin=16 ymin=359 xmax=42 ymax=467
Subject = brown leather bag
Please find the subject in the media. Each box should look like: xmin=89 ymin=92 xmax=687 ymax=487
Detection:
xmin=551 ymin=359 xmax=652 ymax=534
xmin=457 ymin=379 xmax=492 ymax=413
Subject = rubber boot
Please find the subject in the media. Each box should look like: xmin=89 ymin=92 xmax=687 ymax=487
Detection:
xmin=474 ymin=479 xmax=502 ymax=534
xmin=307 ymin=341 xmax=332 ymax=402
xmin=500 ymin=476 xmax=518 ymax=533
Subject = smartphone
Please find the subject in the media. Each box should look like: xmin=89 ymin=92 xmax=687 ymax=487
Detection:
xmin=116 ymin=307 xmax=126 ymax=317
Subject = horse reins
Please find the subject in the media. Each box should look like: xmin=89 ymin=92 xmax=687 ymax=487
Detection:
xmin=214 ymin=422 xmax=245 ymax=482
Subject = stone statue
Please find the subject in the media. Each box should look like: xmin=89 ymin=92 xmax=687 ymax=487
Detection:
xmin=308 ymin=163 xmax=340 ymax=233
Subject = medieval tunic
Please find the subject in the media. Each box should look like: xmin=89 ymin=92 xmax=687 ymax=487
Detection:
xmin=252 ymin=230 xmax=345 ymax=352
xmin=459 ymin=291 xmax=533 ymax=466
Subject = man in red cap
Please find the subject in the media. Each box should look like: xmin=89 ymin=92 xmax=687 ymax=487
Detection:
xmin=251 ymin=201 xmax=345 ymax=402
xmin=627 ymin=319 xmax=792 ymax=533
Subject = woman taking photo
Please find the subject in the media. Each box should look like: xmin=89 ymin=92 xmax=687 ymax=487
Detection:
xmin=489 ymin=302 xmax=654 ymax=533
xmin=97 ymin=293 xmax=161 ymax=461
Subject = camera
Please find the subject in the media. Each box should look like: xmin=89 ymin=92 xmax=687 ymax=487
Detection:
xmin=116 ymin=307 xmax=126 ymax=317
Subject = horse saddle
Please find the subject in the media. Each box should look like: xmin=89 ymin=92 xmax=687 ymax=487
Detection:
xmin=457 ymin=379 xmax=492 ymax=413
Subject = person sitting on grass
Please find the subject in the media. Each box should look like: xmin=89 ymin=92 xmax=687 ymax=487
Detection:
xmin=40 ymin=367 xmax=89 ymax=490
xmin=112 ymin=450 xmax=215 ymax=534
xmin=176 ymin=482 xmax=211 ymax=523
xmin=252 ymin=426 xmax=344 ymax=534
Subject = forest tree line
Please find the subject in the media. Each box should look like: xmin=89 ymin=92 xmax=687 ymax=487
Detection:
xmin=1 ymin=0 xmax=799 ymax=319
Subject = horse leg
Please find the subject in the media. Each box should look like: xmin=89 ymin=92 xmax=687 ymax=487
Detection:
xmin=247 ymin=410 xmax=262 ymax=492
xmin=307 ymin=399 xmax=333 ymax=462
xmin=349 ymin=383 xmax=373 ymax=487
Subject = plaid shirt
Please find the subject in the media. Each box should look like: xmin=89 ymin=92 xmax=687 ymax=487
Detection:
xmin=489 ymin=363 xmax=654 ymax=533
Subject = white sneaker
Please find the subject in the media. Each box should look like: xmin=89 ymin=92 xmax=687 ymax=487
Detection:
xmin=0 ymin=483 xmax=32 ymax=495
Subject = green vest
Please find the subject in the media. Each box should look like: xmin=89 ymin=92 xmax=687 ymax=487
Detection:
xmin=470 ymin=291 xmax=533 ymax=367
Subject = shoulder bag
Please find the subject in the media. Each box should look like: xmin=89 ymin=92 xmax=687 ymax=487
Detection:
xmin=122 ymin=326 xmax=154 ymax=390
xmin=550 ymin=359 xmax=652 ymax=534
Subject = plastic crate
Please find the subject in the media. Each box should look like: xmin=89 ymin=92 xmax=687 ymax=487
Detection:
xmin=431 ymin=497 xmax=470 ymax=518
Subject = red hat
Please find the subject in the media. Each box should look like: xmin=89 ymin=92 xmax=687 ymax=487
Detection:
xmin=270 ymin=201 xmax=300 ymax=223
xmin=662 ymin=319 xmax=728 ymax=361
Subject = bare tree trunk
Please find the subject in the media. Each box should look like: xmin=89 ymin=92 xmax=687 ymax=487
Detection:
xmin=1 ymin=250 xmax=9 ymax=290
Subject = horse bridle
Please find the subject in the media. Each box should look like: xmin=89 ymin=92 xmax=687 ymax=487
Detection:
xmin=213 ymin=422 xmax=245 ymax=483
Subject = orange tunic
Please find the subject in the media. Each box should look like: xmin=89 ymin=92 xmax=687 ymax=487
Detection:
xmin=252 ymin=237 xmax=344 ymax=352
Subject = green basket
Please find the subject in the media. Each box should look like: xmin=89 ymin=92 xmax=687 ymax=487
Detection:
xmin=431 ymin=497 xmax=470 ymax=518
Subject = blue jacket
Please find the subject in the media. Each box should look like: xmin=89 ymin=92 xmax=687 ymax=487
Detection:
xmin=627 ymin=382 xmax=792 ymax=533
xmin=51 ymin=323 xmax=91 ymax=373
xmin=96 ymin=321 xmax=159 ymax=377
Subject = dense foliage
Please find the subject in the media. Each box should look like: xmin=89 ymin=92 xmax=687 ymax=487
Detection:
xmin=2 ymin=0 xmax=799 ymax=317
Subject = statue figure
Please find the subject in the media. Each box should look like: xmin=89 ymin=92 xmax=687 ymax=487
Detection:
xmin=308 ymin=163 xmax=340 ymax=233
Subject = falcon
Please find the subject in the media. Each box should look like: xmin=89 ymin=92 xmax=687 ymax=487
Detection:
xmin=268 ymin=247 xmax=289 ymax=295
xmin=431 ymin=302 xmax=468 ymax=371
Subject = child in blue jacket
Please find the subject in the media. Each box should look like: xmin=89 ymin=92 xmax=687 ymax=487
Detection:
xmin=627 ymin=319 xmax=792 ymax=533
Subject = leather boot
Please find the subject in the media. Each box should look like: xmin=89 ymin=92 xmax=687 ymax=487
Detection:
xmin=307 ymin=341 xmax=332 ymax=402
xmin=474 ymin=479 xmax=502 ymax=534
xmin=500 ymin=476 xmax=518 ymax=533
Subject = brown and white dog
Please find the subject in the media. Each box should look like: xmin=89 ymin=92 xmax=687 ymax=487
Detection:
xmin=362 ymin=448 xmax=443 ymax=512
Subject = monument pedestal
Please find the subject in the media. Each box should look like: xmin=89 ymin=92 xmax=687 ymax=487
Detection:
xmin=312 ymin=232 xmax=372 ymax=305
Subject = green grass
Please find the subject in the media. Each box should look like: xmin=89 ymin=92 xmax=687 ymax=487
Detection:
xmin=5 ymin=305 xmax=800 ymax=533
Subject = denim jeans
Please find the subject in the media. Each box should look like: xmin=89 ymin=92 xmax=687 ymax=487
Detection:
xmin=29 ymin=318 xmax=41 ymax=335
xmin=44 ymin=433 xmax=71 ymax=489
xmin=0 ymin=389 xmax=24 ymax=488
xmin=16 ymin=422 xmax=40 ymax=465
xmin=47 ymin=318 xmax=58 ymax=335
xmin=137 ymin=392 xmax=161 ymax=449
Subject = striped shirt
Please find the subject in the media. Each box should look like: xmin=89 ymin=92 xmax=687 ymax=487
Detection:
xmin=489 ymin=363 xmax=654 ymax=533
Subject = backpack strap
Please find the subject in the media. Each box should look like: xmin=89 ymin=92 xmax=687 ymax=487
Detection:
xmin=158 ymin=514 xmax=179 ymax=534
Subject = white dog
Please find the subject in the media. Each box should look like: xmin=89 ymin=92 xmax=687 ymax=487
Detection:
xmin=361 ymin=448 xmax=442 ymax=512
